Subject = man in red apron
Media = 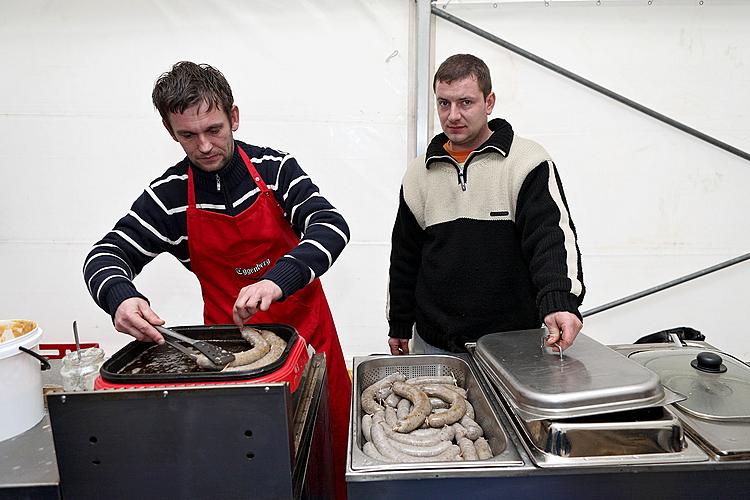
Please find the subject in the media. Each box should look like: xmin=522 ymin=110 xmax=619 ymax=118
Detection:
xmin=84 ymin=62 xmax=351 ymax=499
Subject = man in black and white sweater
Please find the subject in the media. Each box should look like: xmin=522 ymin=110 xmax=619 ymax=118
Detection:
xmin=388 ymin=54 xmax=585 ymax=355
xmin=83 ymin=61 xmax=351 ymax=499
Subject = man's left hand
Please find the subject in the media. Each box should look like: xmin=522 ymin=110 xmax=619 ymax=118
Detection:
xmin=233 ymin=279 xmax=283 ymax=328
xmin=543 ymin=311 xmax=583 ymax=352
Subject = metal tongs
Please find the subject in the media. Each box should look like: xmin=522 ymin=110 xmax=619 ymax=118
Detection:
xmin=541 ymin=330 xmax=564 ymax=362
xmin=156 ymin=325 xmax=235 ymax=368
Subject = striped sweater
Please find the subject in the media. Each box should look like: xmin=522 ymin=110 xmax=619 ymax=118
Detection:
xmin=387 ymin=118 xmax=584 ymax=352
xmin=84 ymin=140 xmax=349 ymax=317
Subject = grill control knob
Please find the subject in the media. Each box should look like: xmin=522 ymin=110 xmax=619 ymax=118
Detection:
xmin=691 ymin=351 xmax=727 ymax=373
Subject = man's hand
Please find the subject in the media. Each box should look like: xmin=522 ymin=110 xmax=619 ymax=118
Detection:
xmin=233 ymin=279 xmax=283 ymax=328
xmin=114 ymin=297 xmax=166 ymax=344
xmin=388 ymin=337 xmax=410 ymax=356
xmin=543 ymin=311 xmax=583 ymax=352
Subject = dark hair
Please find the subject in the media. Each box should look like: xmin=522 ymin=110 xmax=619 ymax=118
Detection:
xmin=152 ymin=61 xmax=234 ymax=130
xmin=433 ymin=54 xmax=492 ymax=99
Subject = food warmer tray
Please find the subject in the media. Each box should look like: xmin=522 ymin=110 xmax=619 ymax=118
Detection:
xmin=468 ymin=331 xmax=708 ymax=468
xmin=348 ymin=354 xmax=523 ymax=474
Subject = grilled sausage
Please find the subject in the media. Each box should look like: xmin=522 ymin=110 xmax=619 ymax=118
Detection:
xmin=422 ymin=384 xmax=467 ymax=427
xmin=223 ymin=330 xmax=286 ymax=371
xmin=391 ymin=381 xmax=432 ymax=433
xmin=361 ymin=372 xmax=406 ymax=415
xmin=196 ymin=326 xmax=271 ymax=369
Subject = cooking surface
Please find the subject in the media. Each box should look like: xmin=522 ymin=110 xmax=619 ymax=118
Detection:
xmin=475 ymin=329 xmax=682 ymax=421
xmin=99 ymin=323 xmax=299 ymax=384
xmin=121 ymin=340 xmax=259 ymax=375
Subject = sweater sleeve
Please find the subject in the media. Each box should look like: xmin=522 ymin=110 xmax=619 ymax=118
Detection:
xmin=83 ymin=186 xmax=186 ymax=318
xmin=262 ymin=155 xmax=350 ymax=298
xmin=386 ymin=188 xmax=425 ymax=339
xmin=516 ymin=160 xmax=585 ymax=321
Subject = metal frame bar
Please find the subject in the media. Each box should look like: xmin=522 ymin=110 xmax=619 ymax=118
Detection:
xmin=413 ymin=0 xmax=434 ymax=158
xmin=581 ymin=252 xmax=750 ymax=317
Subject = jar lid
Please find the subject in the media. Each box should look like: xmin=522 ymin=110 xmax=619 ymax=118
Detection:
xmin=629 ymin=348 xmax=750 ymax=421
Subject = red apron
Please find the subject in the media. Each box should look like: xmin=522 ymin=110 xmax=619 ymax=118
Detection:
xmin=186 ymin=148 xmax=351 ymax=499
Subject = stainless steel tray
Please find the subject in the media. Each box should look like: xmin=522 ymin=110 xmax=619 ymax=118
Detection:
xmin=614 ymin=341 xmax=750 ymax=461
xmin=467 ymin=342 xmax=708 ymax=468
xmin=524 ymin=406 xmax=684 ymax=457
xmin=348 ymin=354 xmax=523 ymax=472
xmin=475 ymin=329 xmax=684 ymax=421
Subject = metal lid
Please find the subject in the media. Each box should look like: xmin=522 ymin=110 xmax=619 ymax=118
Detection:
xmin=629 ymin=348 xmax=750 ymax=421
xmin=475 ymin=329 xmax=683 ymax=421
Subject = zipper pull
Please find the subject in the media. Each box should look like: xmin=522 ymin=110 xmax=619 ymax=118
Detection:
xmin=216 ymin=173 xmax=221 ymax=192
xmin=460 ymin=170 xmax=467 ymax=191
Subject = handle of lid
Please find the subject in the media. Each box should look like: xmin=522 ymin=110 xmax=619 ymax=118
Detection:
xmin=690 ymin=351 xmax=727 ymax=374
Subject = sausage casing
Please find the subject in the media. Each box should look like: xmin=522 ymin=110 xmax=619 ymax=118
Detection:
xmin=391 ymin=381 xmax=432 ymax=433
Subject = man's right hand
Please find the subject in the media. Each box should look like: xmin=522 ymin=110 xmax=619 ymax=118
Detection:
xmin=388 ymin=337 xmax=409 ymax=355
xmin=114 ymin=297 xmax=166 ymax=344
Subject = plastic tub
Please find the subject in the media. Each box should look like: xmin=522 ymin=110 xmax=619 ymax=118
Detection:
xmin=0 ymin=319 xmax=46 ymax=442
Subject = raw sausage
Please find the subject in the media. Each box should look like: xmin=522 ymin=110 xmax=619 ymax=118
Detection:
xmin=452 ymin=422 xmax=468 ymax=440
xmin=372 ymin=414 xmax=444 ymax=447
xmin=363 ymin=441 xmax=388 ymax=462
xmin=385 ymin=392 xmax=402 ymax=408
xmin=422 ymin=384 xmax=467 ymax=427
xmin=384 ymin=406 xmax=398 ymax=428
xmin=405 ymin=375 xmax=457 ymax=386
xmin=362 ymin=414 xmax=373 ymax=442
xmin=474 ymin=437 xmax=493 ymax=460
xmin=370 ymin=422 xmax=461 ymax=463
xmin=458 ymin=437 xmax=479 ymax=461
xmin=391 ymin=381 xmax=432 ymax=433
xmin=361 ymin=372 xmax=406 ymax=415
xmin=396 ymin=398 xmax=411 ymax=420
xmin=465 ymin=400 xmax=475 ymax=420
xmin=459 ymin=414 xmax=484 ymax=440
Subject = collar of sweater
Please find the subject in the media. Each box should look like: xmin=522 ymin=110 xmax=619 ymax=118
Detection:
xmin=189 ymin=141 xmax=251 ymax=192
xmin=425 ymin=118 xmax=514 ymax=169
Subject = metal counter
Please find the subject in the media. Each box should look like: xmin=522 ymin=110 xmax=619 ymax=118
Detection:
xmin=346 ymin=350 xmax=750 ymax=500
xmin=0 ymin=416 xmax=60 ymax=500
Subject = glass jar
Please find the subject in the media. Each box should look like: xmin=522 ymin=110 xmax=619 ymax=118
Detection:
xmin=60 ymin=347 xmax=106 ymax=391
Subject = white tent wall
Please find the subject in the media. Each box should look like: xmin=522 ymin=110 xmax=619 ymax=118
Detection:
xmin=1 ymin=1 xmax=748 ymax=362
xmin=433 ymin=0 xmax=750 ymax=357
xmin=0 ymin=0 xmax=409 ymax=357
